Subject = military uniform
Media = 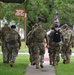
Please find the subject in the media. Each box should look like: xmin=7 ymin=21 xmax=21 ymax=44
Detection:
xmin=48 ymin=25 xmax=63 ymax=66
xmin=61 ymin=24 xmax=73 ymax=64
xmin=26 ymin=24 xmax=39 ymax=65
xmin=5 ymin=25 xmax=21 ymax=67
xmin=1 ymin=25 xmax=10 ymax=63
xmin=26 ymin=30 xmax=35 ymax=65
xmin=31 ymin=24 xmax=49 ymax=69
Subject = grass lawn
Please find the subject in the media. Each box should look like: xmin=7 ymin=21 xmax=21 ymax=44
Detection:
xmin=72 ymin=48 xmax=74 ymax=52
xmin=20 ymin=41 xmax=28 ymax=52
xmin=54 ymin=56 xmax=74 ymax=75
xmin=0 ymin=54 xmax=29 ymax=75
xmin=0 ymin=54 xmax=74 ymax=75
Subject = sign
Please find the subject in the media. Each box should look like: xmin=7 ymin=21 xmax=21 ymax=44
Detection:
xmin=14 ymin=9 xmax=25 ymax=17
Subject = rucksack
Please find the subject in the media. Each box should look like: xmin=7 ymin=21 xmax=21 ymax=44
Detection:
xmin=26 ymin=31 xmax=32 ymax=45
xmin=63 ymin=30 xmax=72 ymax=44
xmin=5 ymin=30 xmax=18 ymax=43
xmin=33 ymin=28 xmax=45 ymax=42
xmin=53 ymin=29 xmax=61 ymax=42
xmin=2 ymin=26 xmax=10 ymax=37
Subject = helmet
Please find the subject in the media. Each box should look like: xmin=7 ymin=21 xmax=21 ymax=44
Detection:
xmin=61 ymin=24 xmax=68 ymax=29
xmin=11 ymin=25 xmax=16 ymax=28
xmin=34 ymin=23 xmax=38 ymax=27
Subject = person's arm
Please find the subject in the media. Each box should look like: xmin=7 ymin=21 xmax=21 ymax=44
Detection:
xmin=45 ymin=31 xmax=49 ymax=48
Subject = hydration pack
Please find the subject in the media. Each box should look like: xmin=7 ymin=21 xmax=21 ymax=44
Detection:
xmin=53 ymin=29 xmax=61 ymax=42
xmin=5 ymin=30 xmax=18 ymax=44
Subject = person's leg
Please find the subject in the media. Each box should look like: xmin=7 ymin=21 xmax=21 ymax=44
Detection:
xmin=40 ymin=54 xmax=44 ymax=68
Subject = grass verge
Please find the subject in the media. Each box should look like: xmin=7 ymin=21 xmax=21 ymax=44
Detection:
xmin=54 ymin=56 xmax=74 ymax=75
xmin=0 ymin=54 xmax=29 ymax=75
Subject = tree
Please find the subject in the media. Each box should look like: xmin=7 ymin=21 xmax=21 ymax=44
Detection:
xmin=0 ymin=0 xmax=24 ymax=3
xmin=0 ymin=0 xmax=74 ymax=31
xmin=53 ymin=0 xmax=74 ymax=26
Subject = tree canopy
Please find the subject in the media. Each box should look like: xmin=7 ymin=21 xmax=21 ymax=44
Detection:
xmin=0 ymin=0 xmax=74 ymax=31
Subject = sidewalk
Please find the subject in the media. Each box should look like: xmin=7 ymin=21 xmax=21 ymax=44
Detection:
xmin=24 ymin=50 xmax=56 ymax=75
xmin=24 ymin=49 xmax=74 ymax=75
xmin=0 ymin=51 xmax=74 ymax=75
xmin=24 ymin=62 xmax=56 ymax=75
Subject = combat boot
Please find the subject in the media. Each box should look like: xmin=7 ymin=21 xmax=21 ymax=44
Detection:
xmin=10 ymin=64 xmax=13 ymax=67
xmin=63 ymin=60 xmax=66 ymax=64
xmin=36 ymin=65 xmax=39 ymax=69
xmin=3 ymin=61 xmax=7 ymax=64
xmin=10 ymin=61 xmax=14 ymax=67
xmin=40 ymin=64 xmax=44 ymax=68
xmin=65 ymin=60 xmax=70 ymax=64
xmin=31 ymin=62 xmax=36 ymax=65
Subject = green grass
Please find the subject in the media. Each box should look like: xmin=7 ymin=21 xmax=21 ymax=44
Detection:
xmin=54 ymin=56 xmax=74 ymax=75
xmin=20 ymin=41 xmax=28 ymax=52
xmin=0 ymin=55 xmax=74 ymax=75
xmin=0 ymin=54 xmax=29 ymax=75
xmin=72 ymin=48 xmax=74 ymax=52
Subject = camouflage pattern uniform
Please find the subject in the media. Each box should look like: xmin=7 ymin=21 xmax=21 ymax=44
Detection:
xmin=31 ymin=23 xmax=49 ymax=69
xmin=26 ymin=30 xmax=34 ymax=65
xmin=26 ymin=23 xmax=39 ymax=65
xmin=61 ymin=24 xmax=74 ymax=64
xmin=48 ymin=25 xmax=63 ymax=66
xmin=5 ymin=25 xmax=21 ymax=67
xmin=1 ymin=24 xmax=10 ymax=63
xmin=48 ymin=26 xmax=54 ymax=65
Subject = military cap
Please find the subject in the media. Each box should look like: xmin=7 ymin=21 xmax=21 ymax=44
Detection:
xmin=54 ymin=24 xmax=59 ymax=28
xmin=11 ymin=25 xmax=16 ymax=28
xmin=34 ymin=23 xmax=38 ymax=26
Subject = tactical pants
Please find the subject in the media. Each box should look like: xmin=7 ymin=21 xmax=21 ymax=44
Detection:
xmin=61 ymin=45 xmax=71 ymax=64
xmin=28 ymin=45 xmax=35 ymax=65
xmin=2 ymin=41 xmax=9 ymax=63
xmin=50 ymin=44 xmax=60 ymax=66
xmin=48 ymin=48 xmax=53 ymax=65
xmin=33 ymin=42 xmax=45 ymax=68
xmin=7 ymin=44 xmax=19 ymax=65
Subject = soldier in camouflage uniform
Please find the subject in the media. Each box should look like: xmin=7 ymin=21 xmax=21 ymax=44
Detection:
xmin=48 ymin=26 xmax=54 ymax=65
xmin=26 ymin=23 xmax=38 ymax=65
xmin=31 ymin=23 xmax=49 ymax=69
xmin=48 ymin=24 xmax=63 ymax=66
xmin=61 ymin=24 xmax=74 ymax=64
xmin=1 ymin=22 xmax=11 ymax=63
xmin=5 ymin=25 xmax=21 ymax=67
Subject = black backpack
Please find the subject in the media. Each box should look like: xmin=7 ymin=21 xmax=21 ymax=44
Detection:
xmin=53 ymin=29 xmax=61 ymax=42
